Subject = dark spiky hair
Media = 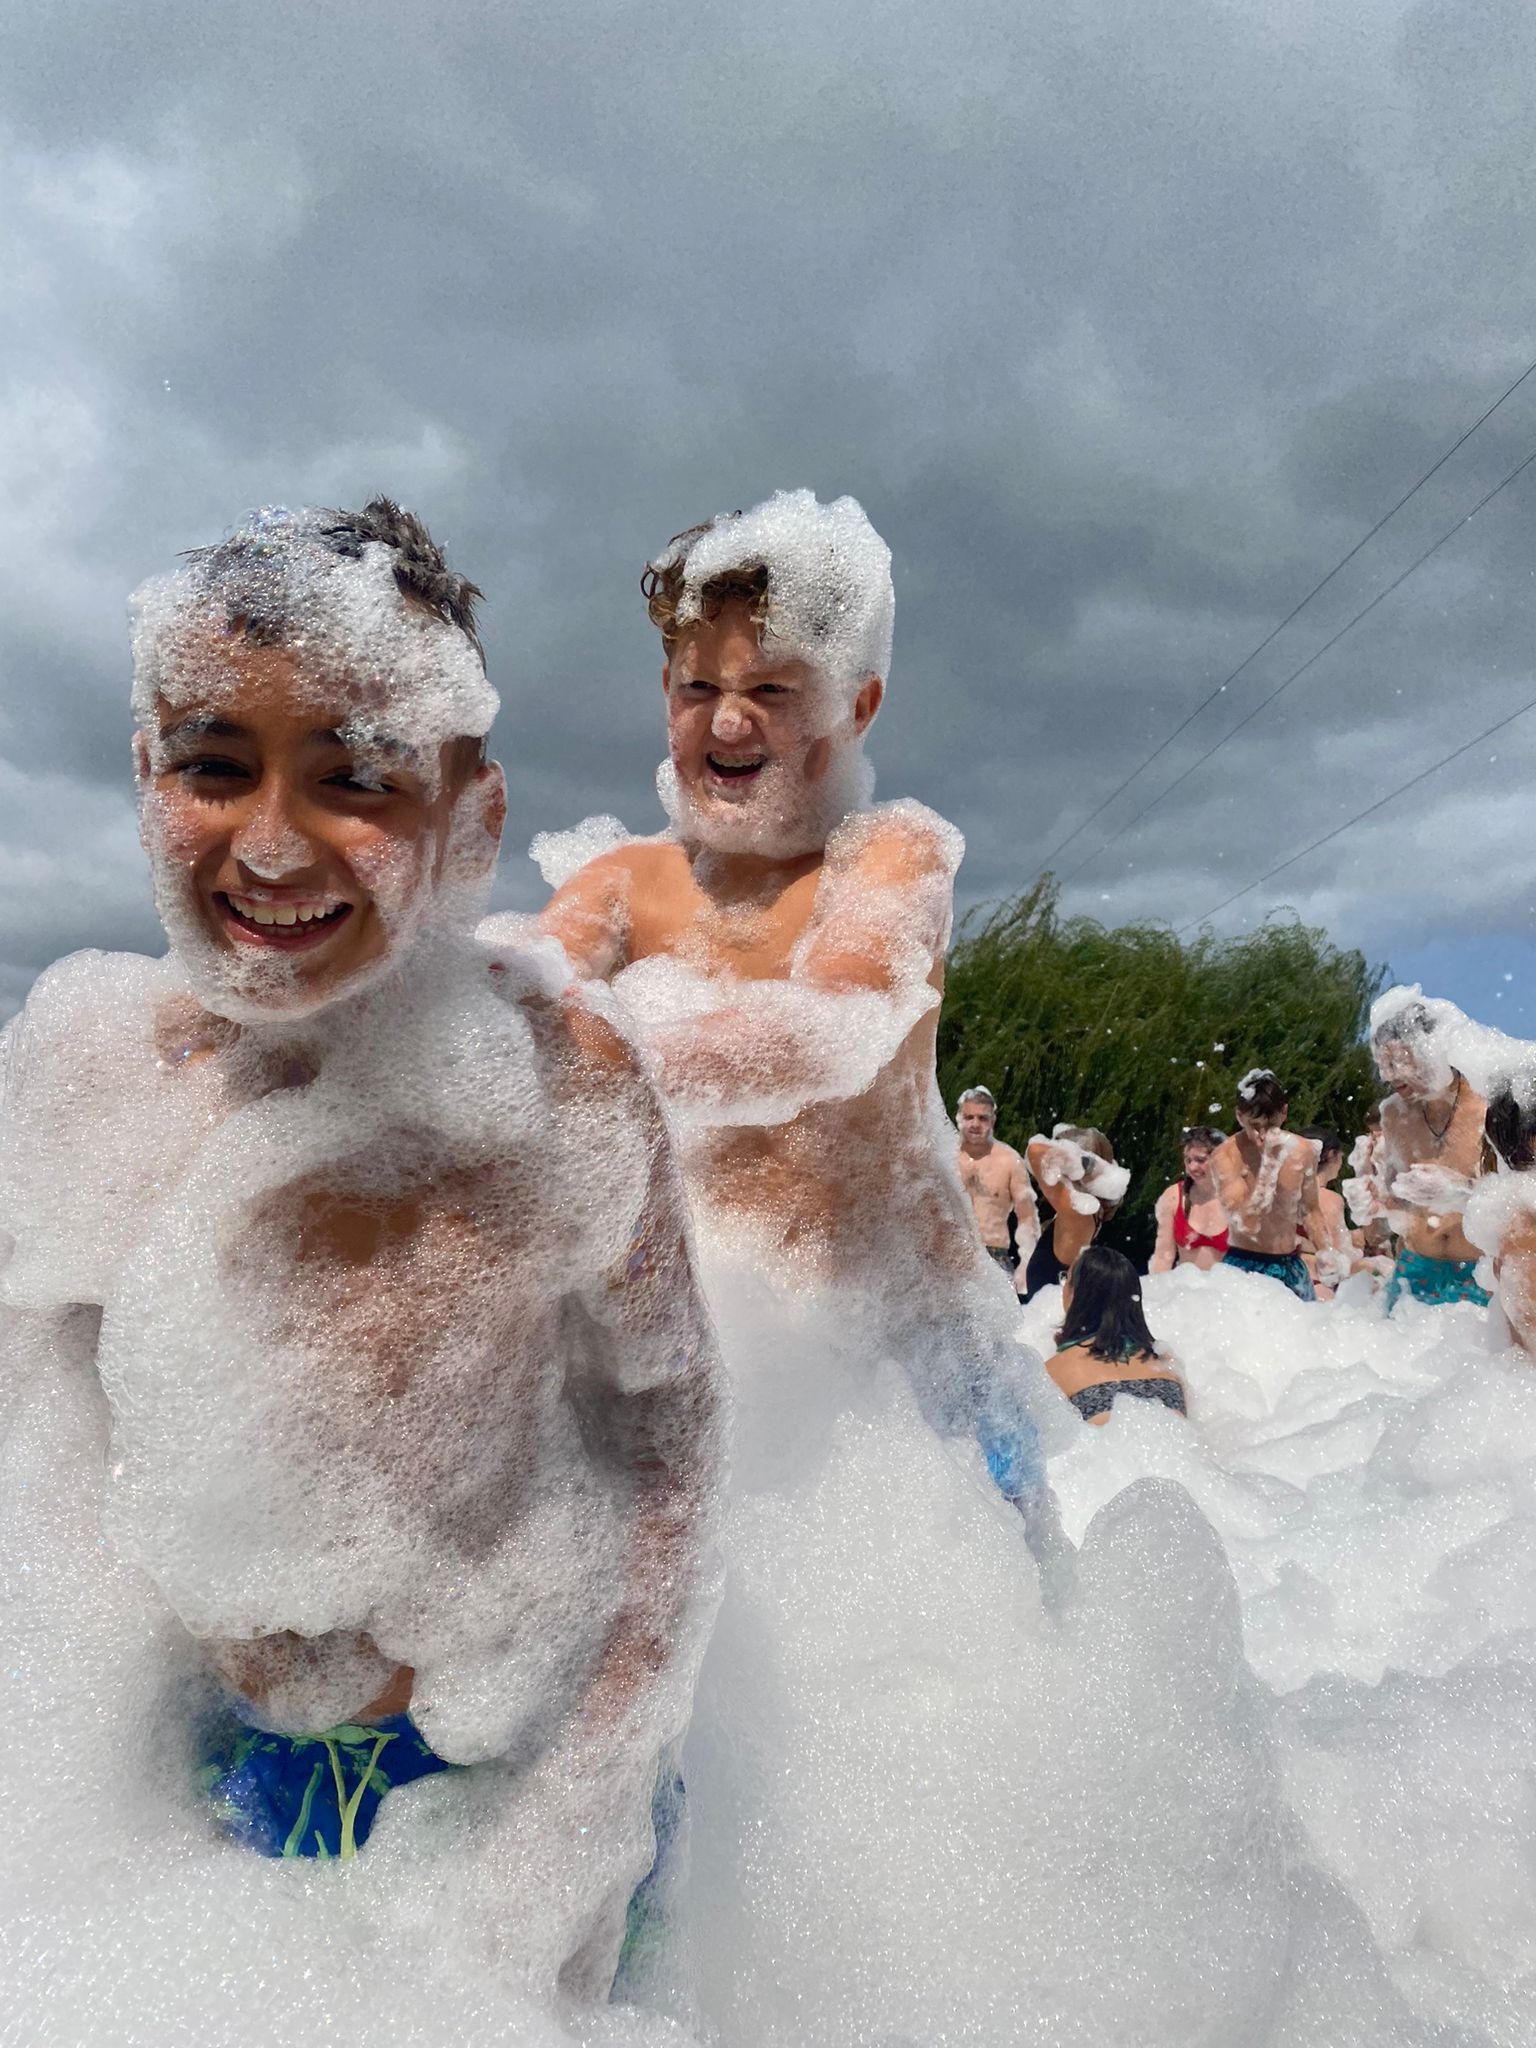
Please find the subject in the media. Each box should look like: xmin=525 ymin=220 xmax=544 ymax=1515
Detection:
xmin=184 ymin=496 xmax=486 ymax=667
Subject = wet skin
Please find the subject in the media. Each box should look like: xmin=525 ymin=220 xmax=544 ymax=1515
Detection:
xmin=138 ymin=636 xmax=502 ymax=1013
xmin=135 ymin=633 xmax=506 ymax=1720
xmin=538 ymin=599 xmax=986 ymax=1282
xmin=1374 ymin=1046 xmax=1488 ymax=1265
xmin=957 ymin=1109 xmax=1035 ymax=1256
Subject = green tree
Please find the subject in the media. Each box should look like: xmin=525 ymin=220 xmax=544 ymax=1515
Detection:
xmin=937 ymin=880 xmax=1387 ymax=1266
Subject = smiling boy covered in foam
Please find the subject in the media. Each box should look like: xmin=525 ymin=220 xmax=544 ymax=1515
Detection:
xmin=0 ymin=501 xmax=722 ymax=2002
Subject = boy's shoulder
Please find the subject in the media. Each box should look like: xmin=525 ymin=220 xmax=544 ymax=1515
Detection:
xmin=825 ymin=798 xmax=965 ymax=886
xmin=5 ymin=950 xmax=175 ymax=1099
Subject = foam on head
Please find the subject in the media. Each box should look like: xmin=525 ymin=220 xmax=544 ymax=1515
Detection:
xmin=130 ymin=501 xmax=498 ymax=764
xmin=648 ymin=489 xmax=894 ymax=707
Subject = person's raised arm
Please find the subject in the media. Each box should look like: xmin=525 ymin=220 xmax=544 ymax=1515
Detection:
xmin=1148 ymin=1185 xmax=1179 ymax=1274
xmin=1008 ymin=1149 xmax=1040 ymax=1279
xmin=560 ymin=1007 xmax=723 ymax=1741
xmin=1298 ymin=1147 xmax=1327 ymax=1260
xmin=626 ymin=807 xmax=958 ymax=1128
xmin=537 ymin=848 xmax=634 ymax=982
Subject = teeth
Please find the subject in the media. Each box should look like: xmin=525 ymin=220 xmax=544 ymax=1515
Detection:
xmin=228 ymin=895 xmax=342 ymax=928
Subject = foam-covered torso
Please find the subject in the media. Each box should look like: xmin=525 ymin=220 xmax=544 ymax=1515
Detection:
xmin=1 ymin=936 xmax=651 ymax=1762
xmin=525 ymin=800 xmax=982 ymax=1283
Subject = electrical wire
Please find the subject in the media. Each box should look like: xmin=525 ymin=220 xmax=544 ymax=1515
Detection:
xmin=1056 ymin=439 xmax=1536 ymax=890
xmin=1175 ymin=693 xmax=1536 ymax=935
xmin=1030 ymin=351 xmax=1536 ymax=881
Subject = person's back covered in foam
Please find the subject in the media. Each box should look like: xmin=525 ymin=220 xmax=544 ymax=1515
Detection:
xmin=0 ymin=499 xmax=723 ymax=2009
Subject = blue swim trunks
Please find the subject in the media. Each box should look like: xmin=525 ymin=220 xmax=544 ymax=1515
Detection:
xmin=200 ymin=1706 xmax=455 ymax=1860
xmin=1384 ymin=1248 xmax=1491 ymax=1313
xmin=1222 ymin=1246 xmax=1316 ymax=1301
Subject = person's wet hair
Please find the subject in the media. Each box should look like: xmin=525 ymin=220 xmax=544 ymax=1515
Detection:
xmin=1371 ymin=997 xmax=1438 ymax=1050
xmin=957 ymin=1086 xmax=997 ymax=1117
xmin=643 ymin=523 xmax=770 ymax=652
xmin=182 ymin=498 xmax=486 ymax=667
xmin=1057 ymin=1245 xmax=1159 ymax=1364
xmin=1236 ymin=1070 xmax=1288 ymax=1120
xmin=1301 ymin=1126 xmax=1342 ymax=1167
xmin=1485 ymin=1087 xmax=1536 ymax=1173
xmin=1179 ymin=1125 xmax=1224 ymax=1201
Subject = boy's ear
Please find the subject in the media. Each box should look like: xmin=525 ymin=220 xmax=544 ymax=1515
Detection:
xmin=661 ymin=660 xmax=671 ymax=699
xmin=132 ymin=731 xmax=151 ymax=781
xmin=853 ymin=674 xmax=884 ymax=733
xmin=475 ymin=759 xmax=507 ymax=847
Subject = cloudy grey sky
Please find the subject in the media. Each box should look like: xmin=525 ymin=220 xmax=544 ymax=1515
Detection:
xmin=3 ymin=0 xmax=1534 ymax=1028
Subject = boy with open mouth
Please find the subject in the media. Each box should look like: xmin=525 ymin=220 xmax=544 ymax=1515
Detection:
xmin=0 ymin=500 xmax=722 ymax=2020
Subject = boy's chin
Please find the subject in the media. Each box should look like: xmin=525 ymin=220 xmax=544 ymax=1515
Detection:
xmin=658 ymin=749 xmax=874 ymax=860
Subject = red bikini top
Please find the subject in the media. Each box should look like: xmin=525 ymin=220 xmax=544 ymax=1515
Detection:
xmin=1174 ymin=1183 xmax=1229 ymax=1254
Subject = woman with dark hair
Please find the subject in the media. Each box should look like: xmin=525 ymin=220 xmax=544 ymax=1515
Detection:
xmin=1046 ymin=1245 xmax=1188 ymax=1424
xmin=1149 ymin=1127 xmax=1228 ymax=1273
xmin=1021 ymin=1125 xmax=1128 ymax=1301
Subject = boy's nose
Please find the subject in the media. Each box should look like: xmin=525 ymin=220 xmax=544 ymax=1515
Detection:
xmin=231 ymin=787 xmax=320 ymax=880
xmin=710 ymin=695 xmax=753 ymax=742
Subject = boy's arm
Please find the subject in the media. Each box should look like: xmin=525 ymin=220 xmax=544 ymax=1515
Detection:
xmin=1008 ymin=1151 xmax=1040 ymax=1272
xmin=563 ymin=1010 xmax=722 ymax=1739
xmin=538 ymin=850 xmax=633 ymax=981
xmin=629 ymin=811 xmax=956 ymax=1127
xmin=1148 ymin=1186 xmax=1178 ymax=1273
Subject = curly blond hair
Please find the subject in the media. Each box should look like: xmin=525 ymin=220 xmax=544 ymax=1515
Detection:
xmin=640 ymin=521 xmax=769 ymax=652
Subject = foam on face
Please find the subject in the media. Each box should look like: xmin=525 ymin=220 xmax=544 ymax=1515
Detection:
xmin=129 ymin=511 xmax=504 ymax=1024
xmin=655 ymin=489 xmax=894 ymax=707
xmin=1373 ymin=981 xmax=1536 ymax=1110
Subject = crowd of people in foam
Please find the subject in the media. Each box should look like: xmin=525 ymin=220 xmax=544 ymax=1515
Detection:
xmin=956 ymin=991 xmax=1536 ymax=1406
xmin=3 ymin=483 xmax=1534 ymax=2045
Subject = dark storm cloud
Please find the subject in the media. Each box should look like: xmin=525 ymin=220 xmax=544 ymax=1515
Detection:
xmin=3 ymin=0 xmax=1535 ymax=1020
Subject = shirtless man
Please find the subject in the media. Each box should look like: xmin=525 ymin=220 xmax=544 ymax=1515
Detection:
xmin=531 ymin=490 xmax=1055 ymax=1519
xmin=1210 ymin=1069 xmax=1328 ymax=1300
xmin=1368 ymin=993 xmax=1492 ymax=1311
xmin=955 ymin=1085 xmax=1038 ymax=1291
xmin=0 ymin=502 xmax=721 ymax=2005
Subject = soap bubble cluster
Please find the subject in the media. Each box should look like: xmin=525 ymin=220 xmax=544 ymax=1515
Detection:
xmin=0 ymin=918 xmax=723 ymax=2038
xmin=648 ymin=488 xmax=894 ymax=702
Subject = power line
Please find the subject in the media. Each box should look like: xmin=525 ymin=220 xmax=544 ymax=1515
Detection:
xmin=1056 ymin=438 xmax=1536 ymax=890
xmin=1175 ymin=692 xmax=1536 ymax=936
xmin=1031 ymin=350 xmax=1536 ymax=881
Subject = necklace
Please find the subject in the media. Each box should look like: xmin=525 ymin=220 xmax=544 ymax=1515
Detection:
xmin=1421 ymin=1075 xmax=1462 ymax=1145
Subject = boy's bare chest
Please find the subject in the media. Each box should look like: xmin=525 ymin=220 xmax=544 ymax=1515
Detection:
xmin=631 ymin=866 xmax=823 ymax=979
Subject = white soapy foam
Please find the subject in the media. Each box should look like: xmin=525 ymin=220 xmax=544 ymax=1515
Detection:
xmin=1373 ymin=984 xmax=1536 ymax=1114
xmin=0 ymin=916 xmax=724 ymax=2038
xmin=651 ymin=489 xmax=894 ymax=702
xmin=532 ymin=816 xmax=645 ymax=892
xmin=527 ymin=758 xmax=1503 ymax=2036
xmin=1019 ymin=1259 xmax=1536 ymax=2043
xmin=130 ymin=506 xmax=498 ymax=754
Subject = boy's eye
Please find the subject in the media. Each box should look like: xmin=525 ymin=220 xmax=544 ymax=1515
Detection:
xmin=176 ymin=756 xmax=251 ymax=784
xmin=323 ymin=770 xmax=396 ymax=796
xmin=754 ymin=683 xmax=789 ymax=696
